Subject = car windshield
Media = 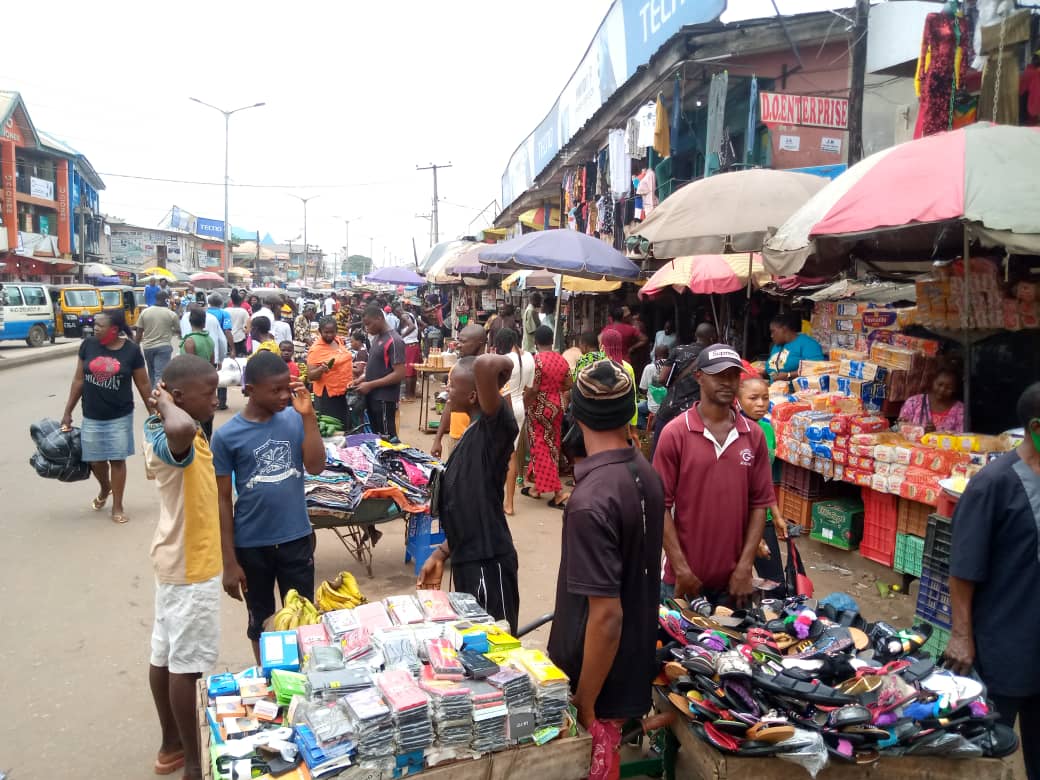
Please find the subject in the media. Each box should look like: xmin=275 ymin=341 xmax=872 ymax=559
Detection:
xmin=64 ymin=290 xmax=100 ymax=307
xmin=100 ymin=290 xmax=122 ymax=307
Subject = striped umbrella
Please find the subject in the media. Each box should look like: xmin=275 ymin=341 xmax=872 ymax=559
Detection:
xmin=638 ymin=254 xmax=769 ymax=298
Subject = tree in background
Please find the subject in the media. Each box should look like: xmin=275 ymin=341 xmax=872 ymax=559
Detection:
xmin=342 ymin=254 xmax=372 ymax=277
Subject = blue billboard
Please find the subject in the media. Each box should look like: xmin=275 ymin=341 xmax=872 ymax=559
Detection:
xmin=195 ymin=217 xmax=225 ymax=240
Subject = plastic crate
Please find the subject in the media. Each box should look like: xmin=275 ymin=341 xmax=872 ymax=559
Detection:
xmin=918 ymin=618 xmax=951 ymax=659
xmin=896 ymin=498 xmax=931 ymax=538
xmin=404 ymin=512 xmax=445 ymax=576
xmin=894 ymin=533 xmax=924 ymax=577
xmin=924 ymin=513 xmax=952 ymax=568
xmin=811 ymin=497 xmax=864 ymax=550
xmin=936 ymin=491 xmax=959 ymax=520
xmin=780 ymin=462 xmax=828 ymax=498
xmin=915 ymin=563 xmax=951 ymax=629
xmin=778 ymin=487 xmax=814 ymax=530
xmin=860 ymin=488 xmax=898 ymax=567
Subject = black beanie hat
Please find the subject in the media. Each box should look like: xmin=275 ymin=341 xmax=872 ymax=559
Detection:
xmin=570 ymin=359 xmax=635 ymax=431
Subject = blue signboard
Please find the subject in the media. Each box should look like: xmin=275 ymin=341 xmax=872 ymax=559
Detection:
xmin=195 ymin=217 xmax=225 ymax=239
xmin=501 ymin=0 xmax=727 ymax=209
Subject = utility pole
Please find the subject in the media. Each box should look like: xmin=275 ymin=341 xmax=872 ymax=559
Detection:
xmin=415 ymin=213 xmax=432 ymax=248
xmin=290 ymin=194 xmax=319 ymax=285
xmin=847 ymin=0 xmax=870 ymax=165
xmin=416 ymin=162 xmax=451 ymax=245
xmin=75 ymin=204 xmax=89 ymax=283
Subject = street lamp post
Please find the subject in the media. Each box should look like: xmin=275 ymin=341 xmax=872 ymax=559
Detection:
xmin=290 ymin=195 xmax=319 ymax=285
xmin=189 ymin=97 xmax=265 ymax=283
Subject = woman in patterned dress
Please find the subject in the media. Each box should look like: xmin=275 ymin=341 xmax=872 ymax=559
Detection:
xmin=521 ymin=325 xmax=572 ymax=508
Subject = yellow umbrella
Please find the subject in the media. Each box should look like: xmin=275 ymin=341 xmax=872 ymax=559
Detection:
xmin=140 ymin=266 xmax=176 ymax=279
xmin=500 ymin=269 xmax=621 ymax=293
xmin=228 ymin=266 xmax=253 ymax=276
xmin=518 ymin=207 xmax=561 ymax=230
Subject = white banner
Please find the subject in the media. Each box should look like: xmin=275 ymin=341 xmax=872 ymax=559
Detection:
xmin=30 ymin=177 xmax=54 ymax=200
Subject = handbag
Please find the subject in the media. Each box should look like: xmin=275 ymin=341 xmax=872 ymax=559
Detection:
xmin=785 ymin=537 xmax=814 ymax=598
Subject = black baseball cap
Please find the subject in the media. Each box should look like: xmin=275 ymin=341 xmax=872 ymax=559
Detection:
xmin=696 ymin=344 xmax=744 ymax=374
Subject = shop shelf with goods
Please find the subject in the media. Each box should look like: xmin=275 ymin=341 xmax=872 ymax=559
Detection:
xmin=810 ymin=497 xmax=864 ymax=551
xmin=894 ymin=533 xmax=925 ymax=578
xmin=897 ymin=497 xmax=932 ymax=538
xmin=860 ymin=488 xmax=898 ymax=567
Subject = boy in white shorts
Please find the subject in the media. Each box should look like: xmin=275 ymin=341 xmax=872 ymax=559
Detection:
xmin=143 ymin=354 xmax=222 ymax=780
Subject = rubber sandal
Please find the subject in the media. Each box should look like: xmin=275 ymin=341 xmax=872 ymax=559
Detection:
xmin=91 ymin=494 xmax=109 ymax=511
xmin=154 ymin=750 xmax=185 ymax=775
xmin=663 ymin=661 xmax=687 ymax=682
xmin=963 ymin=722 xmax=1019 ymax=758
xmin=848 ymin=627 xmax=870 ymax=651
xmin=822 ymin=731 xmax=857 ymax=763
xmin=854 ymin=748 xmax=881 ymax=764
xmin=713 ymin=718 xmax=750 ymax=735
xmin=547 ymin=498 xmax=568 ymax=509
xmin=111 ymin=513 xmax=130 ymax=524
xmin=752 ymin=667 xmax=856 ymax=705
xmin=667 ymin=692 xmax=695 ymax=719
xmin=746 ymin=720 xmax=796 ymax=744
xmin=519 ymin=487 xmax=538 ymax=499
xmin=829 ymin=704 xmax=872 ymax=728
xmin=691 ymin=721 xmax=742 ymax=753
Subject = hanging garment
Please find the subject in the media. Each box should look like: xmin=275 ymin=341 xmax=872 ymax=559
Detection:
xmin=1021 ymin=63 xmax=1040 ymax=124
xmin=913 ymin=12 xmax=974 ymax=138
xmin=636 ymin=102 xmax=657 ymax=149
xmin=626 ymin=117 xmax=642 ymax=157
xmin=979 ymin=51 xmax=1018 ymax=124
xmin=597 ymin=195 xmax=615 ymax=238
xmin=598 ymin=148 xmax=610 ymax=198
xmin=608 ymin=128 xmax=630 ymax=197
xmin=636 ymin=168 xmax=658 ymax=217
xmin=704 ymin=71 xmax=728 ymax=178
xmin=653 ymin=93 xmax=670 ymax=158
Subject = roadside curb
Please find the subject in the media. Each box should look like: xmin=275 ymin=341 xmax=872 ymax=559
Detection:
xmin=0 ymin=341 xmax=80 ymax=372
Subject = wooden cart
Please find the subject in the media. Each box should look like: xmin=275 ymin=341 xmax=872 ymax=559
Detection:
xmin=652 ymin=688 xmax=1014 ymax=780
xmin=198 ymin=679 xmax=592 ymax=780
xmin=415 ymin=365 xmax=451 ymax=434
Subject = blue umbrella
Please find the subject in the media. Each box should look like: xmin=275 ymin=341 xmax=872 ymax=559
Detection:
xmin=365 ymin=266 xmax=425 ymax=286
xmin=478 ymin=230 xmax=640 ymax=280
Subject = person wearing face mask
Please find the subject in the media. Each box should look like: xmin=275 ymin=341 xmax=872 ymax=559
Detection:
xmin=61 ymin=308 xmax=151 ymax=525
xmin=306 ymin=315 xmax=354 ymax=425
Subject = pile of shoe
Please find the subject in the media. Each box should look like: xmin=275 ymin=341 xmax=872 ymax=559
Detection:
xmin=657 ymin=594 xmax=1018 ymax=765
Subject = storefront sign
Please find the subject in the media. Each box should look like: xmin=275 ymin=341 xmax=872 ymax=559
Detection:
xmin=502 ymin=0 xmax=727 ymax=209
xmin=821 ymin=136 xmax=842 ymax=153
xmin=195 ymin=217 xmax=225 ymax=239
xmin=779 ymin=135 xmax=800 ymax=152
xmin=759 ymin=92 xmax=849 ymax=130
xmin=2 ymin=117 xmax=23 ymax=144
xmin=30 ymin=176 xmax=54 ymax=200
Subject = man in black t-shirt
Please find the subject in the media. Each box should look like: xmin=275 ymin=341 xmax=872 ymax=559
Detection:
xmin=355 ymin=304 xmax=406 ymax=440
xmin=417 ymin=354 xmax=520 ymax=633
xmin=547 ymin=359 xmax=664 ymax=761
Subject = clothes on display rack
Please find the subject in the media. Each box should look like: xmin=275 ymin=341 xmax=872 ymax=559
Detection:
xmin=914 ymin=12 xmax=974 ymax=138
xmin=608 ymin=128 xmax=630 ymax=197
xmin=636 ymin=168 xmax=658 ymax=217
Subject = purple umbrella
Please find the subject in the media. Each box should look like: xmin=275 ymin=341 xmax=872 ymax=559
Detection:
xmin=365 ymin=266 xmax=425 ymax=286
xmin=478 ymin=230 xmax=640 ymax=280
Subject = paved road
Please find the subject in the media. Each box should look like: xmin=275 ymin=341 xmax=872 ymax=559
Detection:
xmin=0 ymin=353 xmax=564 ymax=778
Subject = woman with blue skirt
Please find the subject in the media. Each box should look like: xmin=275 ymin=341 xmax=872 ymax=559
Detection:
xmin=61 ymin=309 xmax=150 ymax=524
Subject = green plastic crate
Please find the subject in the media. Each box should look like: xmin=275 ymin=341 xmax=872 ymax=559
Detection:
xmin=811 ymin=498 xmax=864 ymax=550
xmin=917 ymin=617 xmax=951 ymax=659
xmin=894 ymin=533 xmax=924 ymax=577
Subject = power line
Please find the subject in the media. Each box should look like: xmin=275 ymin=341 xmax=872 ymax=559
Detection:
xmin=97 ymin=171 xmax=399 ymax=189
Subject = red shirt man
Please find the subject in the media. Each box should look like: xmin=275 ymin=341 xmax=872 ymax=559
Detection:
xmin=653 ymin=344 xmax=774 ymax=605
xmin=602 ymin=307 xmax=647 ymax=358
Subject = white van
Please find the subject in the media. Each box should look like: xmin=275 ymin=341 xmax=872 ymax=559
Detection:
xmin=0 ymin=283 xmax=56 ymax=346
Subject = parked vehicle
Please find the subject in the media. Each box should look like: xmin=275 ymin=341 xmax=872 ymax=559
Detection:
xmin=0 ymin=282 xmax=55 ymax=346
xmin=99 ymin=285 xmax=141 ymax=327
xmin=49 ymin=284 xmax=102 ymax=339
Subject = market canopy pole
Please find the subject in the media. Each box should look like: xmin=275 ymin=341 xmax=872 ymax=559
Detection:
xmin=963 ymin=224 xmax=972 ymax=431
xmin=847 ymin=0 xmax=870 ymax=164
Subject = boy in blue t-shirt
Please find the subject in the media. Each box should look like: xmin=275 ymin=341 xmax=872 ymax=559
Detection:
xmin=212 ymin=350 xmax=326 ymax=660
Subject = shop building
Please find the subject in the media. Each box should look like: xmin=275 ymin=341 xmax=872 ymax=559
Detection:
xmin=0 ymin=91 xmax=103 ymax=282
xmin=108 ymin=221 xmax=207 ymax=272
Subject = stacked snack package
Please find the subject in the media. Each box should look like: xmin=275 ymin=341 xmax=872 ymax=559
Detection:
xmin=374 ymin=669 xmax=434 ymax=753
xmin=342 ymin=687 xmax=395 ymax=761
xmin=511 ymin=649 xmax=570 ymax=728
xmin=419 ymin=667 xmax=475 ymax=747
xmin=463 ymin=680 xmax=510 ymax=753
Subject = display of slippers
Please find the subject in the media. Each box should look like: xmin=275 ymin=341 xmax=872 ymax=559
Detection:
xmin=746 ymin=714 xmax=795 ymax=744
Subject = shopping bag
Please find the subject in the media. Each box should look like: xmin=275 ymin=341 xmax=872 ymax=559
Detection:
xmin=786 ymin=537 xmax=814 ymax=598
xmin=28 ymin=418 xmax=91 ymax=482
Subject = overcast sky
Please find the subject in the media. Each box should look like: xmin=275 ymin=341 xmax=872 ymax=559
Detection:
xmin=1 ymin=0 xmax=851 ymax=271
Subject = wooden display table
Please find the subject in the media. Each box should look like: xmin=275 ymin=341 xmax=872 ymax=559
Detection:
xmin=653 ymin=688 xmax=1013 ymax=780
xmin=415 ymin=365 xmax=451 ymax=434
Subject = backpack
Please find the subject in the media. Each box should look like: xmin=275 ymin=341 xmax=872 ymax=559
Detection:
xmin=656 ymin=344 xmax=704 ymax=426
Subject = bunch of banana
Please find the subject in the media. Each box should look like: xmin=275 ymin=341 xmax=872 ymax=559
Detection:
xmin=272 ymin=588 xmax=321 ymax=631
xmin=314 ymin=571 xmax=368 ymax=612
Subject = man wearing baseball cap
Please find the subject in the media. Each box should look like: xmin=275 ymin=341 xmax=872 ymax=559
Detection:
xmin=653 ymin=344 xmax=775 ymax=607
xmin=548 ymin=360 xmax=664 ymax=777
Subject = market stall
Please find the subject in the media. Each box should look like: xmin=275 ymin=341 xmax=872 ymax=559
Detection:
xmin=196 ymin=590 xmax=591 ymax=779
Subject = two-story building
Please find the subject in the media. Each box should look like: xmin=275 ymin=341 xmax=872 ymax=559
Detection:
xmin=0 ymin=91 xmax=103 ymax=282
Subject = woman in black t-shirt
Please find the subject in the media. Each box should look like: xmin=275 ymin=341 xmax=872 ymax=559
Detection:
xmin=61 ymin=309 xmax=150 ymax=524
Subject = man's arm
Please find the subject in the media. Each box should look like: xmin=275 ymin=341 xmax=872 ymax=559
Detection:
xmin=473 ymin=353 xmax=511 ymax=417
xmin=663 ymin=508 xmax=701 ymax=597
xmin=945 ymin=576 xmax=976 ymax=674
xmin=133 ymin=325 xmax=143 ymax=344
xmin=729 ymin=507 xmax=766 ymax=606
xmin=153 ymin=386 xmax=197 ymax=458
xmin=629 ymin=326 xmax=649 ymax=357
xmin=216 ymin=475 xmax=247 ymax=600
xmin=290 ymin=381 xmax=326 ymax=475
xmin=573 ymin=596 xmax=623 ymax=729
xmin=431 ymin=399 xmax=451 ymax=458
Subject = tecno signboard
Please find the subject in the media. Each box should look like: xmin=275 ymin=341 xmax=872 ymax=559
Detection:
xmin=195 ymin=217 xmax=225 ymax=239
xmin=759 ymin=92 xmax=849 ymax=130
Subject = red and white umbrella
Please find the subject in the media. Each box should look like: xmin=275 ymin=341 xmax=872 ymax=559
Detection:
xmin=763 ymin=124 xmax=1040 ymax=275
xmin=638 ymin=254 xmax=769 ymax=298
xmin=190 ymin=271 xmax=225 ymax=287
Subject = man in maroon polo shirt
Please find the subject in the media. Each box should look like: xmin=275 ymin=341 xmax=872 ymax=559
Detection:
xmin=602 ymin=307 xmax=648 ymax=362
xmin=653 ymin=344 xmax=774 ymax=607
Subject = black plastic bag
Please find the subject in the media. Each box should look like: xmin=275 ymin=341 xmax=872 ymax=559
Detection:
xmin=29 ymin=418 xmax=91 ymax=482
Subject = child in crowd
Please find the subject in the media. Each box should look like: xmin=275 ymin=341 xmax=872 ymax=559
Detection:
xmin=180 ymin=308 xmax=214 ymax=364
xmin=279 ymin=340 xmax=300 ymax=379
xmin=418 ymin=354 xmax=521 ymax=633
xmin=143 ymin=354 xmax=221 ymax=780
xmin=212 ymin=351 xmax=326 ymax=660
xmin=737 ymin=375 xmax=788 ymax=593
xmin=249 ymin=316 xmax=280 ymax=358
xmin=638 ymin=343 xmax=670 ymax=429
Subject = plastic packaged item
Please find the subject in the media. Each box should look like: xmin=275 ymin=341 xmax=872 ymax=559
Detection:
xmin=260 ymin=631 xmax=300 ymax=676
xmin=416 ymin=589 xmax=457 ymax=622
xmin=296 ymin=623 xmax=330 ymax=663
xmin=850 ymin=416 xmax=890 ymax=435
